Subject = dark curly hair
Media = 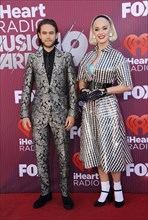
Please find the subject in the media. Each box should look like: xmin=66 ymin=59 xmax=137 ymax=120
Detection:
xmin=37 ymin=18 xmax=59 ymax=46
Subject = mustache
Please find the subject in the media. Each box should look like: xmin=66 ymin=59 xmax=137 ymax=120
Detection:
xmin=42 ymin=40 xmax=57 ymax=48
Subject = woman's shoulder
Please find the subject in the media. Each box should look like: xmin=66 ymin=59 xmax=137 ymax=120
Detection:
xmin=112 ymin=48 xmax=124 ymax=57
xmin=110 ymin=47 xmax=127 ymax=63
xmin=80 ymin=49 xmax=95 ymax=64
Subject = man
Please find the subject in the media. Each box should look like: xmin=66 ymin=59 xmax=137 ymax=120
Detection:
xmin=20 ymin=19 xmax=77 ymax=210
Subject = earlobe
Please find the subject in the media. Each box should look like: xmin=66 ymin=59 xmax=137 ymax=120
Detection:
xmin=109 ymin=33 xmax=112 ymax=41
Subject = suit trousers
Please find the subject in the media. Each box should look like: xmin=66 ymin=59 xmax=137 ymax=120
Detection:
xmin=32 ymin=113 xmax=70 ymax=197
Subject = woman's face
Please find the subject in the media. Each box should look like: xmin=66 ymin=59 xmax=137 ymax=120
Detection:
xmin=92 ymin=17 xmax=111 ymax=46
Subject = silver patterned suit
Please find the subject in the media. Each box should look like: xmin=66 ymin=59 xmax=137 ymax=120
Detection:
xmin=20 ymin=47 xmax=77 ymax=196
xmin=77 ymin=45 xmax=133 ymax=172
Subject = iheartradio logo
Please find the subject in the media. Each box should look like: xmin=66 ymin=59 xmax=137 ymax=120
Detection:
xmin=124 ymin=34 xmax=148 ymax=56
xmin=126 ymin=115 xmax=148 ymax=135
xmin=72 ymin=152 xmax=92 ymax=172
xmin=18 ymin=119 xmax=32 ymax=137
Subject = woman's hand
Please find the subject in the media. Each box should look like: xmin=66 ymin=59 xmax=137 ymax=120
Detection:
xmin=80 ymin=88 xmax=90 ymax=101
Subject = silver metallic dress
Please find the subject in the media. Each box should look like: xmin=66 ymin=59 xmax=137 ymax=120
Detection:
xmin=77 ymin=45 xmax=133 ymax=172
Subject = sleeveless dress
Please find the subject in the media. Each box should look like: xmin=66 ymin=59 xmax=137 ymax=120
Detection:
xmin=77 ymin=45 xmax=133 ymax=172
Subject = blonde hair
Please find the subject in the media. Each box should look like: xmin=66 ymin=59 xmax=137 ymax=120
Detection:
xmin=89 ymin=14 xmax=117 ymax=45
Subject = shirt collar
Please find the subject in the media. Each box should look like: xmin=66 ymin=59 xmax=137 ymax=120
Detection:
xmin=94 ymin=44 xmax=112 ymax=53
xmin=103 ymin=44 xmax=112 ymax=52
xmin=43 ymin=47 xmax=55 ymax=56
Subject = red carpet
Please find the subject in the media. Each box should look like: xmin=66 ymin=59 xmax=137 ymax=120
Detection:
xmin=0 ymin=193 xmax=148 ymax=220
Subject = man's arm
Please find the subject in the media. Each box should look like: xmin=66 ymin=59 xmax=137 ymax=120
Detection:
xmin=20 ymin=54 xmax=34 ymax=120
xmin=66 ymin=53 xmax=78 ymax=119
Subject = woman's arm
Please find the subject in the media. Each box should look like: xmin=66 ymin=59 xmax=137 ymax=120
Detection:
xmin=107 ymin=85 xmax=133 ymax=94
xmin=78 ymin=80 xmax=88 ymax=90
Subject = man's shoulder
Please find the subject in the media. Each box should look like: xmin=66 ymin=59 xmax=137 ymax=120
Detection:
xmin=56 ymin=48 xmax=71 ymax=55
xmin=28 ymin=52 xmax=37 ymax=57
xmin=55 ymin=48 xmax=72 ymax=59
xmin=28 ymin=49 xmax=41 ymax=57
xmin=26 ymin=49 xmax=42 ymax=64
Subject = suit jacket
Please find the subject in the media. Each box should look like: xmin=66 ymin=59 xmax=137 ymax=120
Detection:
xmin=20 ymin=47 xmax=77 ymax=127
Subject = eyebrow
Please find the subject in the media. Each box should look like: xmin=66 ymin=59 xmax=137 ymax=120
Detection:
xmin=42 ymin=31 xmax=55 ymax=33
xmin=95 ymin=25 xmax=108 ymax=28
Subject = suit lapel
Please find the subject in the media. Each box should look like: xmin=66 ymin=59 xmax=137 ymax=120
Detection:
xmin=50 ymin=48 xmax=62 ymax=85
xmin=36 ymin=47 xmax=45 ymax=72
xmin=35 ymin=47 xmax=62 ymax=86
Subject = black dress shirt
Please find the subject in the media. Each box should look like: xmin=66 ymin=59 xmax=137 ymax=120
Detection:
xmin=43 ymin=47 xmax=55 ymax=84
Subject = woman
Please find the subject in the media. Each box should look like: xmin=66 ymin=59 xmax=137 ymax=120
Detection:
xmin=77 ymin=15 xmax=133 ymax=208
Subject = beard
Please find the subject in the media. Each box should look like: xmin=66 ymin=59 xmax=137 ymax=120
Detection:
xmin=42 ymin=39 xmax=57 ymax=49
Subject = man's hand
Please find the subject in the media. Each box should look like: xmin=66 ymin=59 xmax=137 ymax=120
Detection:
xmin=65 ymin=116 xmax=75 ymax=131
xmin=22 ymin=117 xmax=32 ymax=132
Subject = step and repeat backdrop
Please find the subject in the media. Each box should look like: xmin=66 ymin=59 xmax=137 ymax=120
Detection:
xmin=0 ymin=0 xmax=148 ymax=193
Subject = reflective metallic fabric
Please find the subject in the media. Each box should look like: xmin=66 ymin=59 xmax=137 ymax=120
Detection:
xmin=77 ymin=45 xmax=133 ymax=172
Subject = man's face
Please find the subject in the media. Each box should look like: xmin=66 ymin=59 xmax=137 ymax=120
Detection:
xmin=38 ymin=24 xmax=58 ymax=51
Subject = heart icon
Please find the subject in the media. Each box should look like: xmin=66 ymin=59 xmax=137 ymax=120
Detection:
xmin=18 ymin=119 xmax=32 ymax=137
xmin=72 ymin=152 xmax=92 ymax=172
xmin=126 ymin=115 xmax=148 ymax=135
xmin=124 ymin=34 xmax=148 ymax=56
